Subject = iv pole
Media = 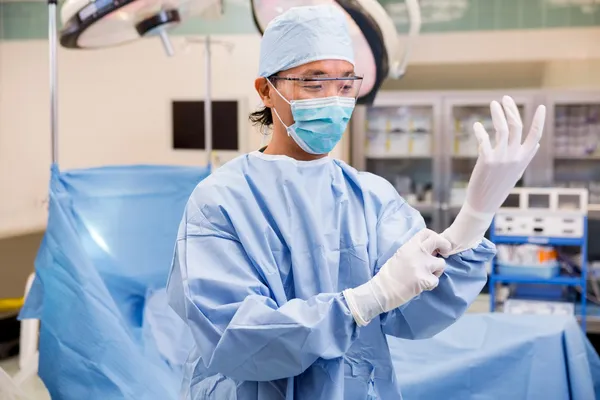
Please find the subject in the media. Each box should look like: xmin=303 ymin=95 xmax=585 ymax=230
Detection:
xmin=13 ymin=0 xmax=57 ymax=384
xmin=184 ymin=36 xmax=234 ymax=168
xmin=205 ymin=36 xmax=212 ymax=167
xmin=49 ymin=0 xmax=59 ymax=165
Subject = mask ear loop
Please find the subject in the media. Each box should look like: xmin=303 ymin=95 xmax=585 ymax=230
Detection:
xmin=259 ymin=124 xmax=271 ymax=148
xmin=266 ymin=79 xmax=293 ymax=133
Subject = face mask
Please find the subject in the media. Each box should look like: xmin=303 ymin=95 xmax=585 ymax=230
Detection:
xmin=269 ymin=82 xmax=356 ymax=155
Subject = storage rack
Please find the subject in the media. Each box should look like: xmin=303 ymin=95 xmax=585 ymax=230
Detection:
xmin=489 ymin=188 xmax=588 ymax=331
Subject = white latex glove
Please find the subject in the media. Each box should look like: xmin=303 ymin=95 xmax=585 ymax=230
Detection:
xmin=343 ymin=229 xmax=452 ymax=326
xmin=441 ymin=96 xmax=546 ymax=255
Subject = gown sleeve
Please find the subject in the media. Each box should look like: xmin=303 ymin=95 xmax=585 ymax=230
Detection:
xmin=375 ymin=197 xmax=497 ymax=340
xmin=166 ymin=206 xmax=359 ymax=382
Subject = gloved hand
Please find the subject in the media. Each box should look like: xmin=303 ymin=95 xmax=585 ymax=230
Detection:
xmin=441 ymin=96 xmax=546 ymax=256
xmin=343 ymin=229 xmax=452 ymax=326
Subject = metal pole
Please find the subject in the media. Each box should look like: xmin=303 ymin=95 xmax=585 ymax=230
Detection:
xmin=158 ymin=29 xmax=175 ymax=57
xmin=49 ymin=0 xmax=58 ymax=165
xmin=204 ymin=35 xmax=212 ymax=166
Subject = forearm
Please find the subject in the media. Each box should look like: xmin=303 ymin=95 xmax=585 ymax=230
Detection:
xmin=197 ymin=292 xmax=358 ymax=382
xmin=382 ymin=239 xmax=496 ymax=339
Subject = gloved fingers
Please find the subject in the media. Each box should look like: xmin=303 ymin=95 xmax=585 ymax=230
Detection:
xmin=427 ymin=256 xmax=446 ymax=276
xmin=420 ymin=232 xmax=452 ymax=256
xmin=473 ymin=122 xmax=493 ymax=157
xmin=523 ymin=105 xmax=546 ymax=153
xmin=421 ymin=273 xmax=440 ymax=292
xmin=502 ymin=96 xmax=524 ymax=149
xmin=415 ymin=227 xmax=432 ymax=240
xmin=511 ymin=143 xmax=539 ymax=184
xmin=522 ymin=142 xmax=540 ymax=169
xmin=490 ymin=100 xmax=509 ymax=153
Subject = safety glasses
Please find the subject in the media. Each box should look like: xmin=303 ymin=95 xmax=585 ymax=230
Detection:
xmin=269 ymin=74 xmax=364 ymax=100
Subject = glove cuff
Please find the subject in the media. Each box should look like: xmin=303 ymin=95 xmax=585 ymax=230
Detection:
xmin=343 ymin=280 xmax=384 ymax=327
xmin=441 ymin=202 xmax=494 ymax=256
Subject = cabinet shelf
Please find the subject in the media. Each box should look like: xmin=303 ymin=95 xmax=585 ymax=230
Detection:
xmin=366 ymin=153 xmax=432 ymax=160
xmin=451 ymin=154 xmax=478 ymax=159
xmin=578 ymin=315 xmax=600 ymax=334
xmin=492 ymin=235 xmax=585 ymax=246
xmin=555 ymin=155 xmax=600 ymax=160
xmin=491 ymin=275 xmax=582 ymax=286
xmin=587 ymin=204 xmax=600 ymax=219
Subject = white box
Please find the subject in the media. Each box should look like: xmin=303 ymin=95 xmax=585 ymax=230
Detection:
xmin=493 ymin=188 xmax=588 ymax=240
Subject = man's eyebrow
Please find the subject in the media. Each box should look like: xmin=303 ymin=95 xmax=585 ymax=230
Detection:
xmin=301 ymin=69 xmax=356 ymax=77
xmin=302 ymin=69 xmax=327 ymax=76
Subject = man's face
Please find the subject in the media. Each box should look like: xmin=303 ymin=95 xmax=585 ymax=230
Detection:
xmin=256 ymin=59 xmax=355 ymax=127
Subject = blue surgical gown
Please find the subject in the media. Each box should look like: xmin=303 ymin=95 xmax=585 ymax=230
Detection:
xmin=167 ymin=151 xmax=496 ymax=400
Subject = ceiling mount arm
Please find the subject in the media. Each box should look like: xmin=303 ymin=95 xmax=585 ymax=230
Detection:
xmin=389 ymin=0 xmax=421 ymax=79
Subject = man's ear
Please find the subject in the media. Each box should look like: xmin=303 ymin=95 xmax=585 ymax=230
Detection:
xmin=255 ymin=77 xmax=274 ymax=108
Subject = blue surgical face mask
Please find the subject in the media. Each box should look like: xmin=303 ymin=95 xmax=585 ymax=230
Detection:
xmin=269 ymin=83 xmax=356 ymax=155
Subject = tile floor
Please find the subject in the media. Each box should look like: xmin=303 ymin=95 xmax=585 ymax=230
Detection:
xmin=0 ymin=357 xmax=49 ymax=399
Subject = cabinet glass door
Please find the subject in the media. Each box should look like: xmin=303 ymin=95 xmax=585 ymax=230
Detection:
xmin=546 ymin=94 xmax=600 ymax=281
xmin=364 ymin=103 xmax=440 ymax=230
xmin=550 ymin=99 xmax=600 ymax=210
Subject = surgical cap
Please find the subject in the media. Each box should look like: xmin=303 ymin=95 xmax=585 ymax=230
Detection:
xmin=258 ymin=4 xmax=355 ymax=77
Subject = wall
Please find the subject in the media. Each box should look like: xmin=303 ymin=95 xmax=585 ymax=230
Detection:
xmin=387 ymin=0 xmax=600 ymax=32
xmin=0 ymin=35 xmax=269 ymax=238
xmin=0 ymin=232 xmax=42 ymax=299
xmin=542 ymin=59 xmax=600 ymax=88
xmin=381 ymin=58 xmax=600 ymax=91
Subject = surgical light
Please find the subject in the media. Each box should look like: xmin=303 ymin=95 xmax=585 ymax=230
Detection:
xmin=59 ymin=0 xmax=223 ymax=56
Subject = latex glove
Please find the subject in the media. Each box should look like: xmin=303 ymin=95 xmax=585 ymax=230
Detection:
xmin=343 ymin=229 xmax=452 ymax=326
xmin=441 ymin=96 xmax=546 ymax=256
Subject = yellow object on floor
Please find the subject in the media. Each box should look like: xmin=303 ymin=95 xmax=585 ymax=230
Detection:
xmin=0 ymin=298 xmax=24 ymax=313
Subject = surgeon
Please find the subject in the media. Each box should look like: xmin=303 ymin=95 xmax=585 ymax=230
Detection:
xmin=167 ymin=4 xmax=546 ymax=400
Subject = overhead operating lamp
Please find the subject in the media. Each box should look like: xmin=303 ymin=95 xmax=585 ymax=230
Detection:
xmin=47 ymin=0 xmax=224 ymax=166
xmin=59 ymin=0 xmax=223 ymax=55
xmin=250 ymin=0 xmax=421 ymax=105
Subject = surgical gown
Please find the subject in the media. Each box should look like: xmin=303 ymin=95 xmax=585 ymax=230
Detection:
xmin=167 ymin=151 xmax=496 ymax=400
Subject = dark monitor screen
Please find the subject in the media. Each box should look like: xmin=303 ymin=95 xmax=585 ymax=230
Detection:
xmin=172 ymin=100 xmax=239 ymax=151
xmin=588 ymin=219 xmax=600 ymax=261
xmin=502 ymin=193 xmax=520 ymax=208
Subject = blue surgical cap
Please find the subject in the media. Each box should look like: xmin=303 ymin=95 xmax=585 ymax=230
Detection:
xmin=258 ymin=4 xmax=355 ymax=77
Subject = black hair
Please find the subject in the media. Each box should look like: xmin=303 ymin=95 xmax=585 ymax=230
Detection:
xmin=249 ymin=106 xmax=273 ymax=128
xmin=249 ymin=75 xmax=276 ymax=129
